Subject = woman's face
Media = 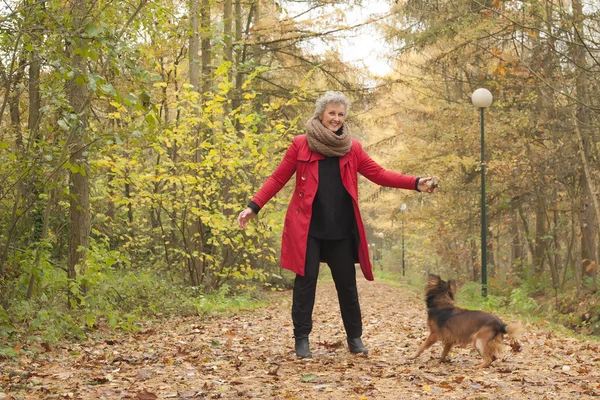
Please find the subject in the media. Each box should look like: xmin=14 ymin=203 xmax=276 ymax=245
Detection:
xmin=319 ymin=103 xmax=346 ymax=132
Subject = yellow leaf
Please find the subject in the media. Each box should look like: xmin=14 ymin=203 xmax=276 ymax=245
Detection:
xmin=585 ymin=262 xmax=596 ymax=272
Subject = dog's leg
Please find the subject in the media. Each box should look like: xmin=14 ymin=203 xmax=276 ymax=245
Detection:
xmin=473 ymin=328 xmax=497 ymax=368
xmin=409 ymin=333 xmax=438 ymax=359
xmin=440 ymin=343 xmax=453 ymax=363
xmin=476 ymin=355 xmax=494 ymax=368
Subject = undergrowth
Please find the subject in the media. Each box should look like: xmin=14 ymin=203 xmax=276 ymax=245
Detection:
xmin=0 ymin=269 xmax=272 ymax=360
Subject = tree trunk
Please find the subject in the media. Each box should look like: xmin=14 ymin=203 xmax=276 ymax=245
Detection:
xmin=25 ymin=28 xmax=44 ymax=299
xmin=510 ymin=211 xmax=523 ymax=270
xmin=200 ymin=0 xmax=211 ymax=98
xmin=571 ymin=0 xmax=598 ymax=290
xmin=66 ymin=0 xmax=92 ymax=286
xmin=223 ymin=0 xmax=233 ymax=85
xmin=533 ymin=190 xmax=547 ymax=274
xmin=0 ymin=55 xmax=26 ymax=274
xmin=548 ymin=209 xmax=560 ymax=290
xmin=232 ymin=0 xmax=242 ymax=112
xmin=470 ymin=237 xmax=479 ymax=283
xmin=27 ymin=51 xmax=41 ymax=145
xmin=518 ymin=206 xmax=536 ymax=276
xmin=189 ymin=0 xmax=200 ymax=92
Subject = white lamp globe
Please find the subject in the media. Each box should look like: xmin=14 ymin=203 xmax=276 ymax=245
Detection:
xmin=471 ymin=88 xmax=493 ymax=108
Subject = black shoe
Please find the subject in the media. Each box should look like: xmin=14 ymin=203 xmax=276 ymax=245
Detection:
xmin=295 ymin=337 xmax=312 ymax=358
xmin=347 ymin=337 xmax=368 ymax=355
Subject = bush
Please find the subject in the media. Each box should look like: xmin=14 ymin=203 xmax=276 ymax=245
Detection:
xmin=509 ymin=288 xmax=538 ymax=314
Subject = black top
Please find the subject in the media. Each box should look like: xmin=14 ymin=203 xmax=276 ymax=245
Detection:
xmin=308 ymin=156 xmax=355 ymax=240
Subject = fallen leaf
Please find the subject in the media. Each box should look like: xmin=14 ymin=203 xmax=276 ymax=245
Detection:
xmin=320 ymin=340 xmax=343 ymax=349
xmin=509 ymin=340 xmax=522 ymax=352
xmin=135 ymin=389 xmax=158 ymax=400
xmin=267 ymin=365 xmax=280 ymax=376
xmin=585 ymin=262 xmax=596 ymax=272
xmin=54 ymin=372 xmax=72 ymax=380
xmin=88 ymin=376 xmax=110 ymax=385
xmin=136 ymin=370 xmax=152 ymax=381
xmin=300 ymin=374 xmax=317 ymax=383
xmin=439 ymin=381 xmax=454 ymax=389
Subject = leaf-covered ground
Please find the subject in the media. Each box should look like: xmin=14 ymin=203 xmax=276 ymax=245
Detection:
xmin=2 ymin=279 xmax=600 ymax=399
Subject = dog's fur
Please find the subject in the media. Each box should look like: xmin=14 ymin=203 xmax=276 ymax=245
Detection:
xmin=409 ymin=274 xmax=522 ymax=368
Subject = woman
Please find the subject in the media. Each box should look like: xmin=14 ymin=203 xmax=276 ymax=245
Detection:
xmin=237 ymin=91 xmax=437 ymax=358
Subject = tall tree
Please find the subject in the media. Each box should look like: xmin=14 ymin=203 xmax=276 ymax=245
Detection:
xmin=571 ymin=0 xmax=598 ymax=289
xmin=66 ymin=0 xmax=91 ymax=284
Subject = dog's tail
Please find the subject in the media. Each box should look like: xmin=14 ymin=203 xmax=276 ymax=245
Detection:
xmin=502 ymin=322 xmax=524 ymax=339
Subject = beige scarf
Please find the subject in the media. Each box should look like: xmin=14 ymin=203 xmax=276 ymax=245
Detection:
xmin=305 ymin=117 xmax=352 ymax=157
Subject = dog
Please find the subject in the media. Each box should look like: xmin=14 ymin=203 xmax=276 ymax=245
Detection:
xmin=409 ymin=274 xmax=522 ymax=368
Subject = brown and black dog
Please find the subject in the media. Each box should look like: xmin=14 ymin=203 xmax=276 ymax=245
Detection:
xmin=409 ymin=274 xmax=522 ymax=368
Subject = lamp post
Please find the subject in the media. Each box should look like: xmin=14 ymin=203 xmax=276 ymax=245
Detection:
xmin=400 ymin=204 xmax=407 ymax=276
xmin=471 ymin=88 xmax=493 ymax=297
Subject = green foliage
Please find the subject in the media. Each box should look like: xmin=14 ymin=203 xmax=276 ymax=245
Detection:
xmin=508 ymin=288 xmax=538 ymax=315
xmin=456 ymin=281 xmax=504 ymax=312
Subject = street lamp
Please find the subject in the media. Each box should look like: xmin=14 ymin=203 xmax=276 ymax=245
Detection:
xmin=400 ymin=204 xmax=407 ymax=276
xmin=471 ymin=88 xmax=493 ymax=297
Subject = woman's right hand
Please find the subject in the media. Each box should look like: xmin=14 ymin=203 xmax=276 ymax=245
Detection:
xmin=237 ymin=207 xmax=256 ymax=228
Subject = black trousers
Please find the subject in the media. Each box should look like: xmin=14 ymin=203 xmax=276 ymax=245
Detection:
xmin=292 ymin=235 xmax=362 ymax=339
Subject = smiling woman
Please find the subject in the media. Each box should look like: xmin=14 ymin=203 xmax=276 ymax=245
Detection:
xmin=320 ymin=103 xmax=346 ymax=131
xmin=236 ymin=90 xmax=439 ymax=359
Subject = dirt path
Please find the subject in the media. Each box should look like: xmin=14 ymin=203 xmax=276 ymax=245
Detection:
xmin=2 ymin=280 xmax=599 ymax=399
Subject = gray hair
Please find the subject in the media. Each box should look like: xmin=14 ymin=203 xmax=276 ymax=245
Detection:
xmin=314 ymin=91 xmax=351 ymax=118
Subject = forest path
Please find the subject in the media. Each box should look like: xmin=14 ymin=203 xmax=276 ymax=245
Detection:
xmin=2 ymin=279 xmax=600 ymax=399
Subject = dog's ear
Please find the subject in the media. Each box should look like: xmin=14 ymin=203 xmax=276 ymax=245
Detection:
xmin=425 ymin=274 xmax=440 ymax=292
xmin=448 ymin=279 xmax=457 ymax=297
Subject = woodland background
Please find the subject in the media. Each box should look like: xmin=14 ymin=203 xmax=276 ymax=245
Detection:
xmin=1 ymin=0 xmax=599 ymax=357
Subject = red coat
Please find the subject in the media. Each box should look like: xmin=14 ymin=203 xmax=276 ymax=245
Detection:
xmin=252 ymin=134 xmax=417 ymax=281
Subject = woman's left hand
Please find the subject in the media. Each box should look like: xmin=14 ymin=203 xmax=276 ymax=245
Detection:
xmin=418 ymin=177 xmax=439 ymax=193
